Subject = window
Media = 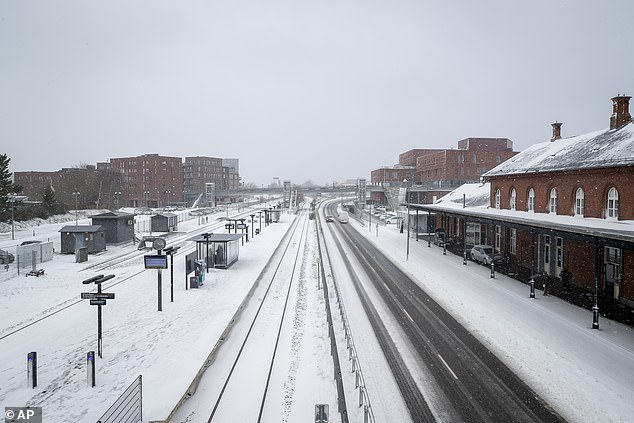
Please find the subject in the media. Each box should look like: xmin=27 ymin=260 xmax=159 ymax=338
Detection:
xmin=556 ymin=237 xmax=563 ymax=269
xmin=575 ymin=187 xmax=585 ymax=216
xmin=496 ymin=156 xmax=501 ymax=164
xmin=544 ymin=235 xmax=551 ymax=266
xmin=495 ymin=225 xmax=501 ymax=251
xmin=494 ymin=189 xmax=501 ymax=209
xmin=510 ymin=228 xmax=516 ymax=255
xmin=549 ymin=188 xmax=557 ymax=214
xmin=509 ymin=188 xmax=516 ymax=210
xmin=528 ymin=188 xmax=535 ymax=212
xmin=472 ymin=154 xmax=477 ymax=164
xmin=606 ymin=187 xmax=619 ymax=219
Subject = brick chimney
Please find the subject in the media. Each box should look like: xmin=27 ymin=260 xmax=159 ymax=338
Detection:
xmin=610 ymin=94 xmax=632 ymax=129
xmin=551 ymin=121 xmax=562 ymax=142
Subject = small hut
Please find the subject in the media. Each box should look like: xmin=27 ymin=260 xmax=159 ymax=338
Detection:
xmin=59 ymin=225 xmax=106 ymax=254
xmin=91 ymin=211 xmax=135 ymax=244
xmin=151 ymin=213 xmax=178 ymax=233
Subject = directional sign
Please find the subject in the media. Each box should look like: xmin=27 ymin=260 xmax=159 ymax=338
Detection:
xmin=82 ymin=292 xmax=115 ymax=300
xmin=90 ymin=299 xmax=107 ymax=306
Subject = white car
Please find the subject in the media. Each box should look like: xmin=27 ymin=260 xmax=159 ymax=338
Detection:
xmin=470 ymin=245 xmax=503 ymax=265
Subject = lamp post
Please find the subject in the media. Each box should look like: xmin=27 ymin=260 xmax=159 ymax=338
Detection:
xmin=404 ymin=179 xmax=410 ymax=261
xmin=9 ymin=195 xmax=16 ymax=240
xmin=258 ymin=210 xmax=263 ymax=234
xmin=164 ymin=246 xmax=180 ymax=303
xmin=72 ymin=192 xmax=80 ymax=226
xmin=143 ymin=191 xmax=150 ymax=209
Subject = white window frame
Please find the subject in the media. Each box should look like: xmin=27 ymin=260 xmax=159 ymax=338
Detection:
xmin=575 ymin=187 xmax=585 ymax=217
xmin=509 ymin=188 xmax=516 ymax=211
xmin=606 ymin=187 xmax=619 ymax=219
xmin=494 ymin=189 xmax=501 ymax=209
xmin=527 ymin=188 xmax=535 ymax=212
xmin=549 ymin=188 xmax=557 ymax=214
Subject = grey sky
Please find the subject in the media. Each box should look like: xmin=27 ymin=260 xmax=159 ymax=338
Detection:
xmin=1 ymin=0 xmax=633 ymax=186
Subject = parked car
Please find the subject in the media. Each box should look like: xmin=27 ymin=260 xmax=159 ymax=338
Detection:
xmin=0 ymin=249 xmax=15 ymax=264
xmin=470 ymin=245 xmax=503 ymax=265
xmin=385 ymin=216 xmax=401 ymax=224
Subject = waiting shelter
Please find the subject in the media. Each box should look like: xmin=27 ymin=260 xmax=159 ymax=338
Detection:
xmin=264 ymin=208 xmax=281 ymax=224
xmin=190 ymin=233 xmax=243 ymax=269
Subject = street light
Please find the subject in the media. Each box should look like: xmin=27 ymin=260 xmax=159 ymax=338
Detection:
xmin=404 ymin=179 xmax=410 ymax=261
xmin=143 ymin=191 xmax=150 ymax=209
xmin=73 ymin=192 xmax=80 ymax=226
xmin=8 ymin=195 xmax=25 ymax=240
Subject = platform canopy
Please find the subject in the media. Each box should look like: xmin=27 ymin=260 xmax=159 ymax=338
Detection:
xmin=188 ymin=233 xmax=243 ymax=243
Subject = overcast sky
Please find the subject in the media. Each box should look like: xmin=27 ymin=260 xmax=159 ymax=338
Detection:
xmin=1 ymin=0 xmax=633 ymax=186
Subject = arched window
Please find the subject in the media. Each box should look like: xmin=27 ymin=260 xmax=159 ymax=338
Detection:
xmin=528 ymin=188 xmax=535 ymax=212
xmin=494 ymin=189 xmax=501 ymax=209
xmin=607 ymin=187 xmax=619 ymax=219
xmin=575 ymin=187 xmax=585 ymax=216
xmin=509 ymin=188 xmax=517 ymax=210
xmin=549 ymin=188 xmax=557 ymax=214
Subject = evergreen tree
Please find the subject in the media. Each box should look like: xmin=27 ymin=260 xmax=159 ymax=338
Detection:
xmin=0 ymin=153 xmax=22 ymax=222
xmin=40 ymin=185 xmax=57 ymax=218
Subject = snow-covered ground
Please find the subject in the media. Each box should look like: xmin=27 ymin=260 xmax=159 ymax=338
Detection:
xmin=1 ymin=202 xmax=633 ymax=423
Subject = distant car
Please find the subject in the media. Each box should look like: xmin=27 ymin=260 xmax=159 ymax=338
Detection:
xmin=470 ymin=245 xmax=503 ymax=265
xmin=0 ymin=249 xmax=14 ymax=264
xmin=325 ymin=215 xmax=335 ymax=222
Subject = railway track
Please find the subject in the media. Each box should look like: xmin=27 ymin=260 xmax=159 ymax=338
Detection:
xmin=174 ymin=210 xmax=310 ymax=422
xmin=0 ymin=209 xmax=260 ymax=341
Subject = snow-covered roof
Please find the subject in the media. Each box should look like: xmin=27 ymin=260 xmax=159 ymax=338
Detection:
xmin=418 ymin=182 xmax=634 ymax=245
xmin=59 ymin=225 xmax=104 ymax=233
xmin=433 ymin=182 xmax=490 ymax=208
xmin=483 ymin=122 xmax=634 ymax=177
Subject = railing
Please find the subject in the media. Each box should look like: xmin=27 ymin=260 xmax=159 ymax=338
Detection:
xmin=97 ymin=375 xmax=142 ymax=423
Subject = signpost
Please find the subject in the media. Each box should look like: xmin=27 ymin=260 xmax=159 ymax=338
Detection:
xmin=82 ymin=274 xmax=115 ymax=358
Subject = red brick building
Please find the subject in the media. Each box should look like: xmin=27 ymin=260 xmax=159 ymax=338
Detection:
xmin=370 ymin=139 xmax=517 ymax=206
xmin=417 ymin=138 xmax=516 ymax=185
xmin=109 ymin=154 xmax=184 ymax=208
xmin=414 ymin=95 xmax=634 ymax=320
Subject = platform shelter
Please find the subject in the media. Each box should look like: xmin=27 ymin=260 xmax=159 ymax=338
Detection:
xmin=190 ymin=233 xmax=243 ymax=269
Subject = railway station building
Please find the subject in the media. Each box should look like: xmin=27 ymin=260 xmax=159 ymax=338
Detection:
xmin=410 ymin=94 xmax=634 ymax=322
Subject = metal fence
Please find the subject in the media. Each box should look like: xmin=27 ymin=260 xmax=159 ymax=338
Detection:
xmin=97 ymin=375 xmax=142 ymax=423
